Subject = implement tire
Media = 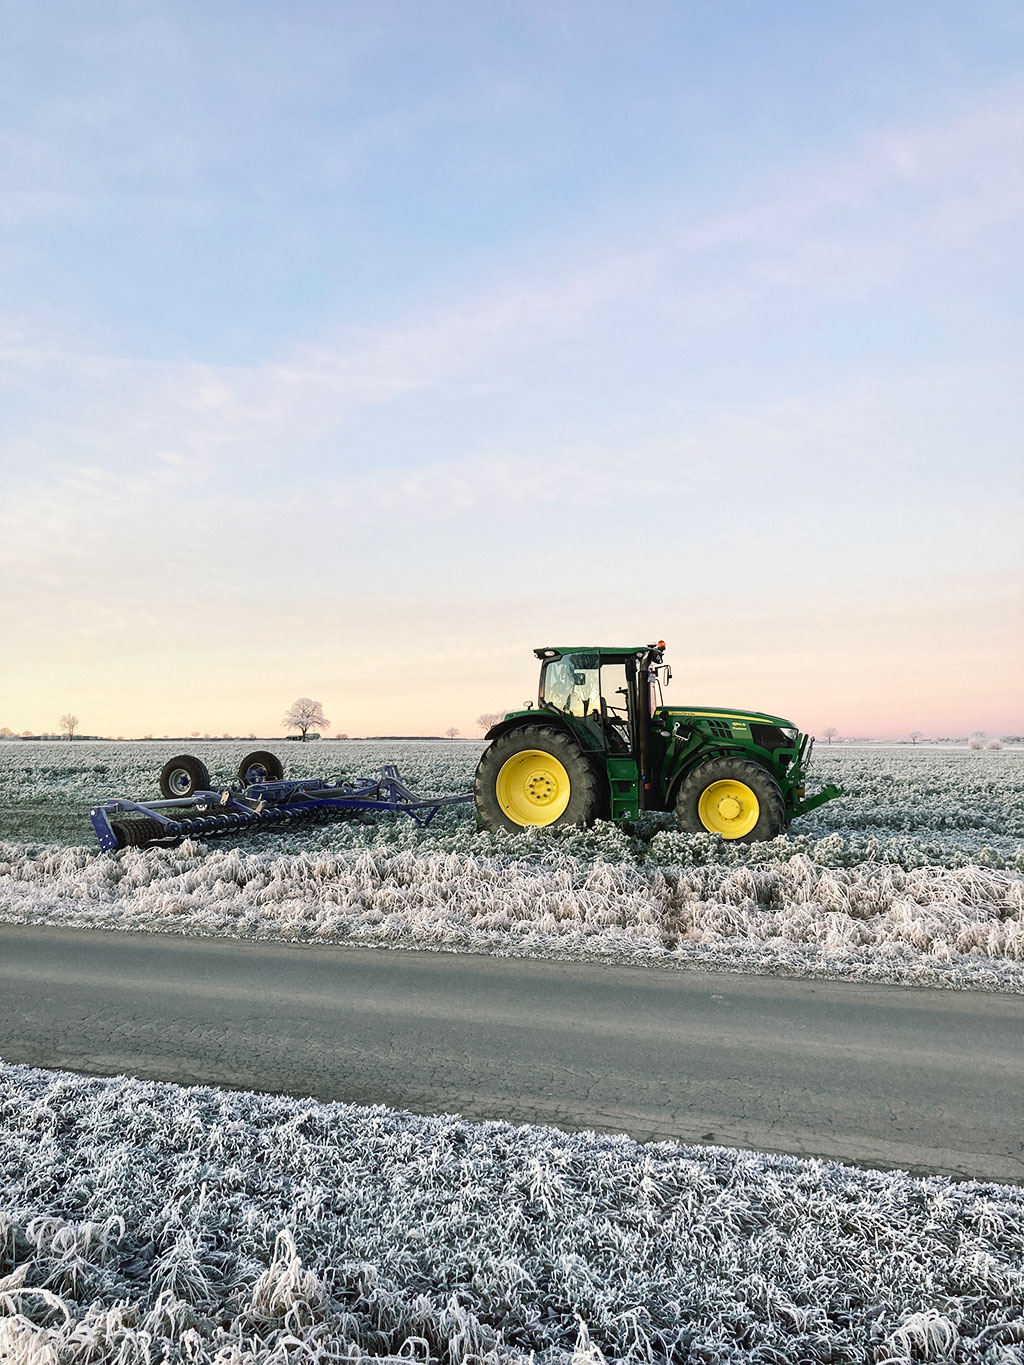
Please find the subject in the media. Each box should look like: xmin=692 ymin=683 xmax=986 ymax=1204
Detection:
xmin=676 ymin=757 xmax=786 ymax=843
xmin=159 ymin=754 xmax=211 ymax=800
xmin=238 ymin=751 xmax=284 ymax=785
xmin=475 ymin=725 xmax=602 ymax=833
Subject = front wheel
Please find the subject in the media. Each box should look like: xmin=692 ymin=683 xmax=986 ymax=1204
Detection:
xmin=474 ymin=725 xmax=602 ymax=833
xmin=675 ymin=758 xmax=786 ymax=842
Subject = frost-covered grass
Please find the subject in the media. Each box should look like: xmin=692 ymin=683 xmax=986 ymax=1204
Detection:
xmin=2 ymin=1060 xmax=1023 ymax=1365
xmin=1 ymin=742 xmax=1022 ymax=992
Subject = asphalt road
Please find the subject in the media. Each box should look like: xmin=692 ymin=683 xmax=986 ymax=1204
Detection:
xmin=0 ymin=923 xmax=1020 ymax=1183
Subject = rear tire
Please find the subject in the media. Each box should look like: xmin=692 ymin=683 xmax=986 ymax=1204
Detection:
xmin=238 ymin=751 xmax=284 ymax=785
xmin=159 ymin=754 xmax=211 ymax=800
xmin=676 ymin=757 xmax=786 ymax=842
xmin=475 ymin=725 xmax=602 ymax=833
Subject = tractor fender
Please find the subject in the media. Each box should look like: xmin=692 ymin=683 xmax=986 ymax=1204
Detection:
xmin=484 ymin=712 xmax=579 ymax=744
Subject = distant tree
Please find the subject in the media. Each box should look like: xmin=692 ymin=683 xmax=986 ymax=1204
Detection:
xmin=191 ymin=731 xmax=200 ymax=739
xmin=908 ymin=730 xmax=923 ymax=746
xmin=21 ymin=731 xmax=32 ymax=738
xmin=823 ymin=726 xmax=838 ymax=745
xmin=0 ymin=726 xmax=12 ymax=737
xmin=445 ymin=726 xmax=460 ymax=740
xmin=59 ymin=713 xmax=79 ymax=741
xmin=969 ymin=729 xmax=987 ymax=751
xmin=476 ymin=712 xmax=505 ymax=734
xmin=283 ymin=697 xmax=330 ymax=742
xmin=987 ymin=737 xmax=1003 ymax=750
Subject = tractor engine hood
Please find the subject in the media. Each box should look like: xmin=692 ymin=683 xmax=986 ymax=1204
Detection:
xmin=657 ymin=706 xmax=800 ymax=736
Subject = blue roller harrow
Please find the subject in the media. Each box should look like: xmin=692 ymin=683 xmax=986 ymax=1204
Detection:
xmin=90 ymin=758 xmax=474 ymax=851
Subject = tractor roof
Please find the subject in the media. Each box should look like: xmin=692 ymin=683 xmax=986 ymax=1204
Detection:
xmin=534 ymin=645 xmax=651 ymax=660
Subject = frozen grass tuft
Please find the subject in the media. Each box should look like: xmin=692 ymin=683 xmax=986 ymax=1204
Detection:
xmin=1 ymin=744 xmax=1022 ymax=992
xmin=1 ymin=1061 xmax=1023 ymax=1364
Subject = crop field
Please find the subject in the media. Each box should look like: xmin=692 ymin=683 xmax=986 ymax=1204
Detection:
xmin=2 ymin=753 xmax=1022 ymax=1362
xmin=0 ymin=740 xmax=1021 ymax=992
xmin=2 ymin=1060 xmax=1023 ymax=1365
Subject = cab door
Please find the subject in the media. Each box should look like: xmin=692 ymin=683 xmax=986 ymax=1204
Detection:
xmin=598 ymin=659 xmax=639 ymax=818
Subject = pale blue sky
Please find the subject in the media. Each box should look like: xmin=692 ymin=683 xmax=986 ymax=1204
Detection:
xmin=1 ymin=2 xmax=1022 ymax=737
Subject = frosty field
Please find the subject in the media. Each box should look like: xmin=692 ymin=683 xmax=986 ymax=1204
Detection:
xmin=2 ymin=754 xmax=1022 ymax=1362
xmin=2 ymin=1060 xmax=1024 ymax=1365
xmin=0 ymin=741 xmax=1021 ymax=992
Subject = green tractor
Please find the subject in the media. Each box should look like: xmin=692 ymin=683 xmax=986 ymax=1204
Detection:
xmin=474 ymin=642 xmax=842 ymax=841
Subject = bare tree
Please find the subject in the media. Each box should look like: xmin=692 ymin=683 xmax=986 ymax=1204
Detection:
xmin=445 ymin=726 xmax=460 ymax=740
xmin=969 ymin=729 xmax=987 ymax=751
xmin=190 ymin=731 xmax=200 ymax=739
xmin=476 ymin=712 xmax=505 ymax=734
xmin=60 ymin=713 xmax=79 ymax=741
xmin=908 ymin=730 xmax=923 ymax=746
xmin=283 ymin=697 xmax=330 ymax=742
xmin=0 ymin=727 xmax=13 ymax=738
xmin=823 ymin=726 xmax=838 ymax=745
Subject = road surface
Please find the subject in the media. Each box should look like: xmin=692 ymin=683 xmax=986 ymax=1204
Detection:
xmin=0 ymin=924 xmax=1020 ymax=1182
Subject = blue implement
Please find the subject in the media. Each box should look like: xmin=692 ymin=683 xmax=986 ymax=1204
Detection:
xmin=90 ymin=764 xmax=474 ymax=851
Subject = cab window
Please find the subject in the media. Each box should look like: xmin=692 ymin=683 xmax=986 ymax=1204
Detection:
xmin=540 ymin=654 xmax=600 ymax=717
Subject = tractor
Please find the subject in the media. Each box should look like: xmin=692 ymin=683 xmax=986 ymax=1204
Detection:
xmin=474 ymin=642 xmax=841 ymax=840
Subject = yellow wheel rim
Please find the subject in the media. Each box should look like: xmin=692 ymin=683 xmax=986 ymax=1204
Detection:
xmin=698 ymin=779 xmax=760 ymax=838
xmin=495 ymin=750 xmax=572 ymax=826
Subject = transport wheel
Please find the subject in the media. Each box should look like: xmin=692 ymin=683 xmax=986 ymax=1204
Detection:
xmin=675 ymin=758 xmax=785 ymax=842
xmin=159 ymin=754 xmax=212 ymax=800
xmin=238 ymin=751 xmax=284 ymax=785
xmin=474 ymin=725 xmax=601 ymax=833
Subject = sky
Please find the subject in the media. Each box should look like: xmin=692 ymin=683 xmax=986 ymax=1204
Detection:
xmin=1 ymin=0 xmax=1022 ymax=739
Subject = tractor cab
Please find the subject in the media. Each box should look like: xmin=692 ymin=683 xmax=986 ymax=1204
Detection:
xmin=536 ymin=646 xmax=653 ymax=754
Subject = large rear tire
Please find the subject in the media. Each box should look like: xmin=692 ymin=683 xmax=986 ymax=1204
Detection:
xmin=675 ymin=757 xmax=786 ymax=842
xmin=475 ymin=725 xmax=602 ymax=833
xmin=159 ymin=754 xmax=212 ymax=800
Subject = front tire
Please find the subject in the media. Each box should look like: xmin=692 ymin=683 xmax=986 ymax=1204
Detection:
xmin=474 ymin=726 xmax=602 ymax=833
xmin=676 ymin=757 xmax=786 ymax=842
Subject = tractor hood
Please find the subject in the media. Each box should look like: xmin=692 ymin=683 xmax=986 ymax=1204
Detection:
xmin=658 ymin=705 xmax=799 ymax=732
